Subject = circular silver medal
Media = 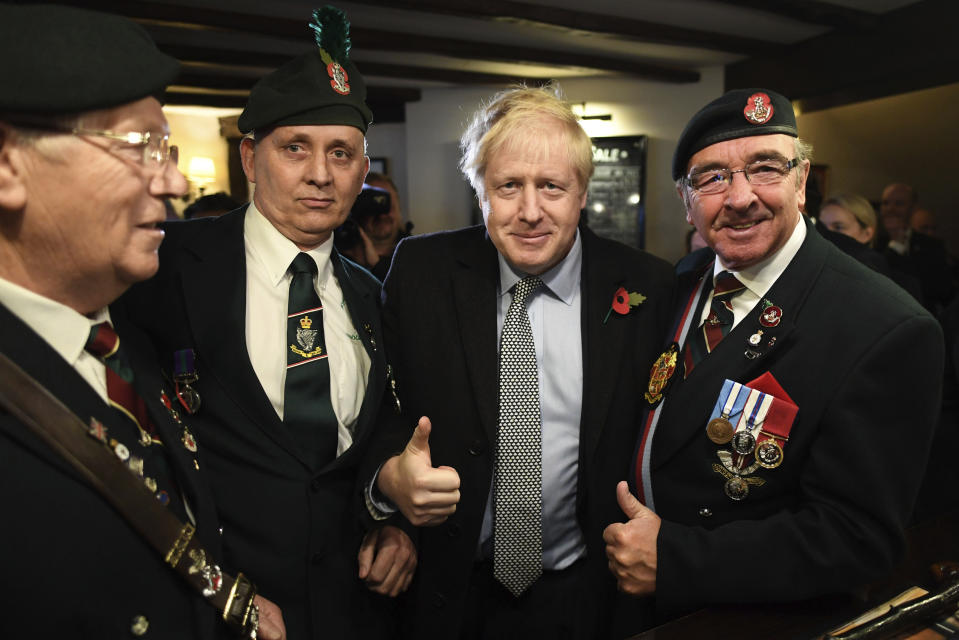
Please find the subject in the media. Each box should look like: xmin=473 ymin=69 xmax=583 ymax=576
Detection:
xmin=731 ymin=431 xmax=756 ymax=455
xmin=724 ymin=476 xmax=749 ymax=501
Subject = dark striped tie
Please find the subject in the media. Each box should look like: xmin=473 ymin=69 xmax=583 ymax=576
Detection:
xmin=85 ymin=322 xmax=158 ymax=446
xmin=684 ymin=271 xmax=746 ymax=375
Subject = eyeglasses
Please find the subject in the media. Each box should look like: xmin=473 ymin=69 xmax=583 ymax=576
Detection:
xmin=11 ymin=120 xmax=178 ymax=169
xmin=685 ymin=158 xmax=799 ymax=195
xmin=67 ymin=127 xmax=178 ymax=169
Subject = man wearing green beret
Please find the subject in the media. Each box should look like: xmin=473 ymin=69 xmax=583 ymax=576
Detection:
xmin=604 ymin=89 xmax=943 ymax=632
xmin=123 ymin=6 xmax=414 ymax=639
xmin=0 ymin=4 xmax=284 ymax=639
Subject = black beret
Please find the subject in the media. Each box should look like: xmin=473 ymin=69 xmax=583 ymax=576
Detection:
xmin=238 ymin=7 xmax=372 ymax=134
xmin=672 ymin=88 xmax=797 ymax=180
xmin=0 ymin=4 xmax=179 ymax=115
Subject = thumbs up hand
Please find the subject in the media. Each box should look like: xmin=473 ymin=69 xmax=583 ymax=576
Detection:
xmin=378 ymin=416 xmax=461 ymax=526
xmin=602 ymin=481 xmax=661 ymax=596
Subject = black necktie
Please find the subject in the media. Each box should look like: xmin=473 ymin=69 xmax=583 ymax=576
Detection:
xmin=284 ymin=252 xmax=338 ymax=467
xmin=493 ymin=276 xmax=544 ymax=597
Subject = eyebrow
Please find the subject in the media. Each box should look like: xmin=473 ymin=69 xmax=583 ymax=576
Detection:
xmin=689 ymin=149 xmax=791 ymax=173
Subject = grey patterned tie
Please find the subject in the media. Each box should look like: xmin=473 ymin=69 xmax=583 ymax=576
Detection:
xmin=493 ymin=275 xmax=544 ymax=597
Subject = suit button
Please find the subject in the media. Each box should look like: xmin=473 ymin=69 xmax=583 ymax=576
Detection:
xmin=431 ymin=592 xmax=446 ymax=608
xmin=447 ymin=523 xmax=461 ymax=538
xmin=311 ymin=478 xmax=322 ymax=492
xmin=130 ymin=615 xmax=149 ymax=636
xmin=312 ymin=552 xmax=324 ymax=563
xmin=468 ymin=440 xmax=484 ymax=456
xmin=698 ymin=507 xmax=713 ymax=518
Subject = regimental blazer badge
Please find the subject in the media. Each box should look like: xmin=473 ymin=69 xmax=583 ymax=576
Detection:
xmin=744 ymin=92 xmax=774 ymax=125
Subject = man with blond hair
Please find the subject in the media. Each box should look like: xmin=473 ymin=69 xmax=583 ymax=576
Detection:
xmin=361 ymin=84 xmax=673 ymax=638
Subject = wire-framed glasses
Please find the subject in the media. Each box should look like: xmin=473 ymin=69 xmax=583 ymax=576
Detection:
xmin=686 ymin=158 xmax=799 ymax=195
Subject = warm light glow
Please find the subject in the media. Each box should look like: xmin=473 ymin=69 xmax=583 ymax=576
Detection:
xmin=591 ymin=202 xmax=605 ymax=214
xmin=188 ymin=156 xmax=217 ymax=185
xmin=628 ymin=193 xmax=641 ymax=205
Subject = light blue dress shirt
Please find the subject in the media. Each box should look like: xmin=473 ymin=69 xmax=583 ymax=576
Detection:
xmin=479 ymin=230 xmax=586 ymax=571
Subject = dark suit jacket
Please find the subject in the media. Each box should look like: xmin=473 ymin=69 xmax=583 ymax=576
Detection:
xmin=631 ymin=219 xmax=943 ymax=626
xmin=120 ymin=207 xmax=396 ymax=640
xmin=364 ymin=224 xmax=674 ymax=638
xmin=0 ymin=301 xmax=224 ymax=639
xmin=884 ymin=230 xmax=956 ymax=313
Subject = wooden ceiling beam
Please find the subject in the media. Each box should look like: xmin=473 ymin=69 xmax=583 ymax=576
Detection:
xmin=342 ymin=0 xmax=781 ymax=56
xmin=710 ymin=0 xmax=880 ymax=30
xmin=56 ymin=0 xmax=700 ymax=83
xmin=725 ymin=0 xmax=958 ymax=112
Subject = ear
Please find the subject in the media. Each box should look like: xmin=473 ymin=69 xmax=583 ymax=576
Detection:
xmin=362 ymin=155 xmax=370 ymax=182
xmin=795 ymin=160 xmax=811 ymax=210
xmin=239 ymin=137 xmax=256 ymax=184
xmin=0 ymin=125 xmax=28 ymax=212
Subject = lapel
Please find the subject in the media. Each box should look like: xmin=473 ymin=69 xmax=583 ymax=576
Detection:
xmin=325 ymin=250 xmax=383 ymax=468
xmin=578 ymin=227 xmax=636 ymax=465
xmin=110 ymin=303 xmax=219 ymax=548
xmin=450 ymin=229 xmax=500 ymax=444
xmin=652 ymin=219 xmax=829 ymax=469
xmin=0 ymin=303 xmax=126 ymax=476
xmin=174 ymin=209 xmax=310 ymax=467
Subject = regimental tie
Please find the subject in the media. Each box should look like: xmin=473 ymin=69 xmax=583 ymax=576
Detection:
xmin=85 ymin=322 xmax=159 ymax=447
xmin=684 ymin=271 xmax=746 ymax=375
xmin=493 ymin=276 xmax=544 ymax=598
xmin=284 ymin=252 xmax=338 ymax=467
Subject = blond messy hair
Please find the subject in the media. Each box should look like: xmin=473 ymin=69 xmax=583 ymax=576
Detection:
xmin=458 ymin=83 xmax=594 ymax=200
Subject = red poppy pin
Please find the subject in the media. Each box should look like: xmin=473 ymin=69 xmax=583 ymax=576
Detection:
xmin=604 ymin=286 xmax=646 ymax=324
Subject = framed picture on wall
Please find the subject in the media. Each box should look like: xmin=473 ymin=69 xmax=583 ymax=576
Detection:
xmin=585 ymin=135 xmax=648 ymax=249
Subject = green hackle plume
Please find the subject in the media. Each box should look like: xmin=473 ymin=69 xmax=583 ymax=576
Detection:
xmin=310 ymin=6 xmax=351 ymax=61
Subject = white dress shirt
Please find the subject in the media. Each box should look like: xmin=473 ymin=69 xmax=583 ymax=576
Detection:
xmin=243 ymin=204 xmax=370 ymax=456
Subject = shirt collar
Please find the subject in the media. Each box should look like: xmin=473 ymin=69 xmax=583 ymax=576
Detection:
xmin=244 ymin=202 xmax=334 ymax=287
xmin=713 ymin=213 xmax=806 ymax=298
xmin=0 ymin=276 xmax=110 ymax=365
xmin=497 ymin=229 xmax=582 ymax=304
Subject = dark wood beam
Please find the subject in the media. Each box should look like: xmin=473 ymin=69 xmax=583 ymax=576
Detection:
xmin=57 ymin=0 xmax=700 ymax=83
xmin=725 ymin=0 xmax=959 ymax=113
xmin=342 ymin=0 xmax=781 ymax=56
xmin=710 ymin=0 xmax=880 ymax=30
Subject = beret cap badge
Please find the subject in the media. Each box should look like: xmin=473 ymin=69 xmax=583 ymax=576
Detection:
xmin=744 ymin=92 xmax=774 ymax=125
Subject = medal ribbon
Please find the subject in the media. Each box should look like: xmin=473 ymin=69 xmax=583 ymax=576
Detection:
xmin=635 ymin=266 xmax=712 ymax=508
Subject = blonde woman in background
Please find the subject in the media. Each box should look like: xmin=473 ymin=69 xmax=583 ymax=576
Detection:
xmin=819 ymin=193 xmax=877 ymax=247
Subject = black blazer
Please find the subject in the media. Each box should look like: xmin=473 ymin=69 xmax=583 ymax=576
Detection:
xmin=363 ymin=224 xmax=674 ymax=638
xmin=121 ymin=207 xmax=397 ymax=640
xmin=0 ymin=301 xmax=224 ymax=639
xmin=630 ymin=220 xmax=944 ymax=627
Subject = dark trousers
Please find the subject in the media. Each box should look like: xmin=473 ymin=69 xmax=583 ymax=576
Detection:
xmin=461 ymin=557 xmax=602 ymax=640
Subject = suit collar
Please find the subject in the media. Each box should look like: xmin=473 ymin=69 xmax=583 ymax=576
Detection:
xmin=452 ymin=228 xmax=501 ymax=442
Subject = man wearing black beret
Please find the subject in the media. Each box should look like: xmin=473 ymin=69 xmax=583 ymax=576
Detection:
xmin=122 ymin=5 xmax=413 ymax=639
xmin=0 ymin=4 xmax=284 ymax=639
xmin=604 ymin=89 xmax=944 ymax=630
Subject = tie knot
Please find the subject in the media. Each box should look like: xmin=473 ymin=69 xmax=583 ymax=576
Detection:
xmin=713 ymin=271 xmax=744 ymax=297
xmin=290 ymin=252 xmax=318 ymax=277
xmin=511 ymin=276 xmax=543 ymax=306
xmin=85 ymin=322 xmax=120 ymax=359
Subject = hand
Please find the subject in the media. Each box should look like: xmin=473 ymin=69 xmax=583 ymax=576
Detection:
xmin=253 ymin=594 xmax=286 ymax=640
xmin=603 ymin=481 xmax=661 ymax=596
xmin=357 ymin=525 xmax=417 ymax=596
xmin=358 ymin=226 xmax=380 ymax=268
xmin=377 ymin=416 xmax=460 ymax=526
